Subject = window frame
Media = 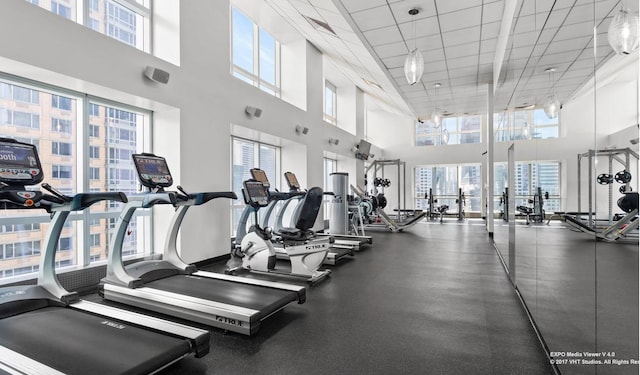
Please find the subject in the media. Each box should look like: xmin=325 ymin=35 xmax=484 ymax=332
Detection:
xmin=323 ymin=80 xmax=337 ymax=125
xmin=415 ymin=115 xmax=482 ymax=147
xmin=0 ymin=72 xmax=153 ymax=284
xmin=494 ymin=108 xmax=560 ymax=142
xmin=230 ymin=136 xmax=281 ymax=236
xmin=24 ymin=0 xmax=151 ymax=52
xmin=230 ymin=6 xmax=282 ymax=97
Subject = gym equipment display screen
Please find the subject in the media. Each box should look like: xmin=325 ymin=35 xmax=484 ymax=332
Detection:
xmin=0 ymin=140 xmax=43 ymax=184
xmin=244 ymin=180 xmax=269 ymax=207
xmin=250 ymin=168 xmax=270 ymax=188
xmin=284 ymin=172 xmax=300 ymax=190
xmin=132 ymin=154 xmax=173 ymax=188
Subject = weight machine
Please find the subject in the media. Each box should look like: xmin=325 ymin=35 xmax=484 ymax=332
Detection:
xmin=426 ymin=188 xmax=465 ymax=222
xmin=351 ymin=159 xmax=426 ymax=232
xmin=564 ymin=148 xmax=639 ymax=242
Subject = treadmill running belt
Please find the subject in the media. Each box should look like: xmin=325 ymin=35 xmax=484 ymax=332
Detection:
xmin=0 ymin=306 xmax=190 ymax=375
xmin=146 ymin=275 xmax=298 ymax=319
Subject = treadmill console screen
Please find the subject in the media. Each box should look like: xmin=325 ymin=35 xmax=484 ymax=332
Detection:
xmin=0 ymin=139 xmax=43 ymax=185
xmin=250 ymin=168 xmax=270 ymax=188
xmin=284 ymin=172 xmax=300 ymax=190
xmin=132 ymin=154 xmax=173 ymax=188
xmin=243 ymin=180 xmax=269 ymax=207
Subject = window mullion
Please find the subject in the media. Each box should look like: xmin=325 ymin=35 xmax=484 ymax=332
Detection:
xmin=254 ymin=24 xmax=260 ymax=88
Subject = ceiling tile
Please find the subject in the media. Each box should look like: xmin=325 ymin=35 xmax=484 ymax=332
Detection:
xmin=482 ymin=1 xmax=504 ymax=24
xmin=338 ymin=0 xmax=387 ymax=14
xmin=351 ymin=5 xmax=396 ymax=32
xmin=415 ymin=34 xmax=444 ymax=52
xmin=447 ymin=55 xmax=479 ymax=70
xmin=442 ymin=26 xmax=481 ymax=47
xmin=398 ymin=16 xmax=440 ymax=39
xmin=373 ymin=42 xmax=408 ymax=59
xmin=436 ymin=0 xmax=482 ymax=15
xmin=481 ymin=21 xmax=502 ymax=39
xmin=363 ymin=25 xmax=404 ymax=46
xmin=446 ymin=42 xmax=480 ymax=59
xmin=437 ymin=6 xmax=482 ymax=33
xmin=389 ymin=2 xmax=437 ymax=24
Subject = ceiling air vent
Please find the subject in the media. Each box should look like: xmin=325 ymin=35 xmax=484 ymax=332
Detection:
xmin=303 ymin=15 xmax=338 ymax=37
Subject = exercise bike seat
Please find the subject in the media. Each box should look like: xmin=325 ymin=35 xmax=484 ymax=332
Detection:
xmin=276 ymin=186 xmax=324 ymax=242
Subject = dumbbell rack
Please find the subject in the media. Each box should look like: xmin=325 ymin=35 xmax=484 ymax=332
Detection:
xmin=577 ymin=148 xmax=639 ymax=230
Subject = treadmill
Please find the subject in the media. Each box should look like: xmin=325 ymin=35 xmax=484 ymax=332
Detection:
xmin=0 ymin=138 xmax=209 ymax=375
xmin=100 ymin=152 xmax=306 ymax=335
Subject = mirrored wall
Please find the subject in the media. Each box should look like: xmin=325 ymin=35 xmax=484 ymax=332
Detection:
xmin=493 ymin=1 xmax=639 ymax=374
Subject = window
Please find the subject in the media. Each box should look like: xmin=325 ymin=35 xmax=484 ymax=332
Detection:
xmin=51 ymin=1 xmax=73 ymax=19
xmin=231 ymin=7 xmax=281 ymax=96
xmin=231 ymin=138 xmax=280 ymax=235
xmin=0 ymin=108 xmax=40 ymax=129
xmin=25 ymin=0 xmax=150 ymax=51
xmin=323 ymin=158 xmax=337 ymax=220
xmin=89 ymin=146 xmax=100 ymax=159
xmin=52 ymin=118 xmax=72 ymax=134
xmin=416 ymin=115 xmax=482 ymax=146
xmin=89 ymin=124 xmax=99 ymax=137
xmin=0 ymin=75 xmax=152 ymax=281
xmin=89 ymin=233 xmax=100 ymax=247
xmin=0 ymin=82 xmax=39 ymax=104
xmin=52 ymin=95 xmax=73 ymax=111
xmin=324 ymin=81 xmax=337 ymax=125
xmin=494 ymin=161 xmax=561 ymax=213
xmin=59 ymin=237 xmax=72 ymax=251
xmin=89 ymin=167 xmax=100 ymax=180
xmin=52 ymin=165 xmax=73 ymax=179
xmin=52 ymin=141 xmax=72 ymax=156
xmin=495 ymin=108 xmax=560 ymax=142
xmin=89 ymin=104 xmax=100 ymax=116
xmin=415 ymin=164 xmax=482 ymax=212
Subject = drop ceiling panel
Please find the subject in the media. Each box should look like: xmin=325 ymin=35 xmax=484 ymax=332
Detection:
xmin=389 ymin=2 xmax=437 ymax=24
xmin=363 ymin=25 xmax=404 ymax=46
xmin=435 ymin=0 xmax=483 ymax=15
xmin=350 ymin=5 xmax=395 ymax=32
xmin=482 ymin=1 xmax=506 ymax=24
xmin=442 ymin=26 xmax=482 ymax=47
xmin=398 ymin=16 xmax=441 ymax=38
xmin=341 ymin=0 xmax=389 ymax=14
xmin=481 ymin=21 xmax=502 ymax=39
xmin=446 ymin=42 xmax=481 ymax=59
xmin=373 ymin=42 xmax=408 ymax=59
xmin=438 ymin=6 xmax=483 ymax=33
xmin=447 ymin=55 xmax=479 ymax=70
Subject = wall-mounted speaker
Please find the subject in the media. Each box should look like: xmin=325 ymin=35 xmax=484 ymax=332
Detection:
xmin=245 ymin=106 xmax=263 ymax=118
xmin=144 ymin=66 xmax=170 ymax=84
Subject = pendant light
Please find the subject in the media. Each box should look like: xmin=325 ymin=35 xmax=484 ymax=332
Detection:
xmin=543 ymin=68 xmax=560 ymax=119
xmin=431 ymin=83 xmax=443 ymax=127
xmin=404 ymin=8 xmax=424 ymax=85
xmin=441 ymin=128 xmax=450 ymax=145
xmin=521 ymin=122 xmax=532 ymax=140
xmin=607 ymin=2 xmax=639 ymax=55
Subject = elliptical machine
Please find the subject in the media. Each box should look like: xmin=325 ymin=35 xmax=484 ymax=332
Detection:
xmin=227 ymin=179 xmax=331 ymax=284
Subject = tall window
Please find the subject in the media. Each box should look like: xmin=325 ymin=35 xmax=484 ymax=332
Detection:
xmin=324 ymin=81 xmax=337 ymax=125
xmin=415 ymin=164 xmax=482 ymax=212
xmin=416 ymin=115 xmax=481 ymax=146
xmin=494 ymin=161 xmax=561 ymax=213
xmin=495 ymin=108 xmax=560 ymax=142
xmin=24 ymin=0 xmax=150 ymax=51
xmin=0 ymin=76 xmax=151 ymax=282
xmin=231 ymin=138 xmax=280 ymax=235
xmin=323 ymin=158 xmax=337 ymax=220
xmin=231 ymin=7 xmax=281 ymax=96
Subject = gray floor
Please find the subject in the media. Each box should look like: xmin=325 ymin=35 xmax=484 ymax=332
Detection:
xmin=152 ymin=220 xmax=554 ymax=375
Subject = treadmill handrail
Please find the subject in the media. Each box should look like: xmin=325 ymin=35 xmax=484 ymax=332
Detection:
xmin=126 ymin=192 xmax=177 ymax=208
